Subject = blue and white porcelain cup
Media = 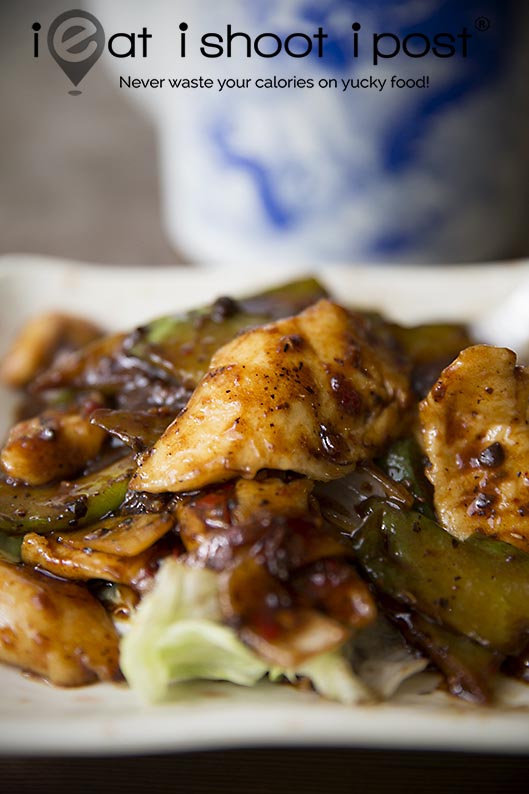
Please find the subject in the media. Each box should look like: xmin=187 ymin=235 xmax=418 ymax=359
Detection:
xmin=93 ymin=0 xmax=529 ymax=265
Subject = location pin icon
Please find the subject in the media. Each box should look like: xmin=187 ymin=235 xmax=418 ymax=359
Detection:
xmin=48 ymin=10 xmax=105 ymax=94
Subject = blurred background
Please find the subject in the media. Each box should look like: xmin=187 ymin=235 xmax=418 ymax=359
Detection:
xmin=0 ymin=0 xmax=177 ymax=264
xmin=1 ymin=0 xmax=528 ymax=267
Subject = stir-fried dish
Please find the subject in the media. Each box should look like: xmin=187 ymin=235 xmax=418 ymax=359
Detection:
xmin=1 ymin=277 xmax=528 ymax=706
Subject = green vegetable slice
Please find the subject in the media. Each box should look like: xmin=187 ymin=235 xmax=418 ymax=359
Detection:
xmin=126 ymin=277 xmax=328 ymax=388
xmin=0 ymin=531 xmax=23 ymax=562
xmin=0 ymin=455 xmax=134 ymax=535
xmin=351 ymin=503 xmax=529 ymax=655
xmin=378 ymin=438 xmax=435 ymax=518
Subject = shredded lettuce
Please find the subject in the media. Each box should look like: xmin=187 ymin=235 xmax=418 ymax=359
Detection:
xmin=120 ymin=560 xmax=267 ymax=702
xmin=291 ymin=651 xmax=370 ymax=705
xmin=121 ymin=558 xmax=368 ymax=705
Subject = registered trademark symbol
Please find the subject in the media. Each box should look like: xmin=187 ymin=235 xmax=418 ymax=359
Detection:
xmin=475 ymin=16 xmax=491 ymax=32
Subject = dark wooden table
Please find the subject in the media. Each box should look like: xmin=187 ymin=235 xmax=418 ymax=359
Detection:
xmin=1 ymin=747 xmax=529 ymax=794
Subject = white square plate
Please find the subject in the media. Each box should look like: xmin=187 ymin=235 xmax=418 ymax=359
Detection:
xmin=1 ymin=254 xmax=529 ymax=756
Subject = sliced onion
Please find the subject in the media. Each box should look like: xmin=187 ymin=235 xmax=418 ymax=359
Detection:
xmin=317 ymin=462 xmax=412 ymax=533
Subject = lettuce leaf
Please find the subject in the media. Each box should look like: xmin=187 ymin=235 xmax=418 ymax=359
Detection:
xmin=286 ymin=651 xmax=370 ymax=705
xmin=120 ymin=558 xmax=368 ymax=705
xmin=120 ymin=560 xmax=267 ymax=702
